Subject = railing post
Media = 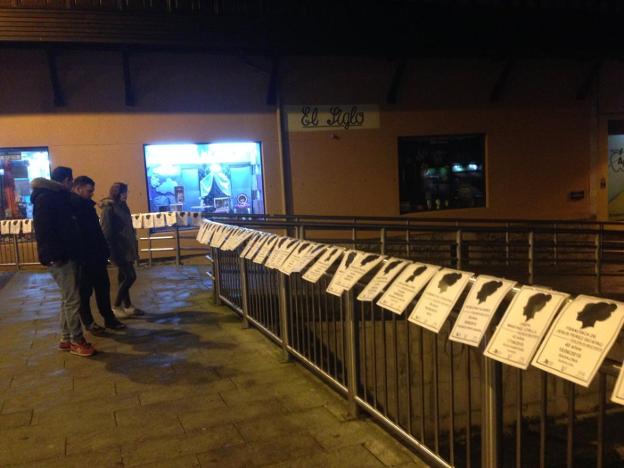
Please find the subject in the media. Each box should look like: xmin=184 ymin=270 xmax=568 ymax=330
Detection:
xmin=405 ymin=219 xmax=410 ymax=258
xmin=278 ymin=272 xmax=291 ymax=362
xmin=481 ymin=354 xmax=502 ymax=468
xmin=553 ymin=222 xmax=558 ymax=266
xmin=13 ymin=234 xmax=20 ymax=272
xmin=595 ymin=225 xmax=602 ymax=295
xmin=148 ymin=231 xmax=153 ymax=267
xmin=528 ymin=230 xmax=534 ymax=285
xmin=456 ymin=229 xmax=463 ymax=270
xmin=212 ymin=247 xmax=222 ymax=306
xmin=380 ymin=227 xmax=386 ymax=255
xmin=344 ymin=289 xmax=361 ymax=419
xmin=505 ymin=223 xmax=510 ymax=267
xmin=174 ymin=223 xmax=181 ymax=266
xmin=239 ymin=256 xmax=250 ymax=329
xmin=351 ymin=218 xmax=357 ymax=250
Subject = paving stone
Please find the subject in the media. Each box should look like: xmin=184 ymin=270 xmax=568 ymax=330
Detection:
xmin=0 ymin=409 xmax=32 ymax=430
xmin=265 ymin=444 xmax=385 ymax=467
xmin=0 ymin=266 xmax=428 ymax=467
xmin=120 ymin=424 xmax=243 ymax=466
xmin=197 ymin=433 xmax=324 ymax=467
xmin=0 ymin=425 xmax=66 ymax=465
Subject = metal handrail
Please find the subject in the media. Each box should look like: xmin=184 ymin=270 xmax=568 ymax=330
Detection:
xmin=210 ymin=221 xmax=624 ymax=468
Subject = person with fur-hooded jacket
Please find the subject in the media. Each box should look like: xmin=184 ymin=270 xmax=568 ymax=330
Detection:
xmin=31 ymin=167 xmax=95 ymax=357
xmin=100 ymin=182 xmax=140 ymax=318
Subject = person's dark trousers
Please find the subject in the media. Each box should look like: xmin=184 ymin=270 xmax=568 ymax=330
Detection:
xmin=79 ymin=262 xmax=117 ymax=326
xmin=114 ymin=262 xmax=137 ymax=308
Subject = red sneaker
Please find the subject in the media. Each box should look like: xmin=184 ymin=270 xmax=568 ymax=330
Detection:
xmin=69 ymin=339 xmax=96 ymax=357
xmin=58 ymin=340 xmax=71 ymax=351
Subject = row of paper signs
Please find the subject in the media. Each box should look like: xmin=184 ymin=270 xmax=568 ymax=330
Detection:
xmin=0 ymin=219 xmax=33 ymax=235
xmin=131 ymin=212 xmax=204 ymax=229
xmin=198 ymin=220 xmax=624 ymax=405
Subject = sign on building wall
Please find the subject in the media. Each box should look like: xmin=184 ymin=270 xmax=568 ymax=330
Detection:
xmin=286 ymin=105 xmax=380 ymax=132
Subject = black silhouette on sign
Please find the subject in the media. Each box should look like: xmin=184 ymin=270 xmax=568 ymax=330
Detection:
xmin=577 ymin=302 xmax=617 ymax=329
xmin=298 ymin=242 xmax=310 ymax=253
xmin=323 ymin=249 xmax=337 ymax=261
xmin=311 ymin=245 xmax=324 ymax=254
xmin=360 ymin=254 xmax=379 ymax=266
xmin=522 ymin=293 xmax=552 ymax=321
xmin=383 ymin=260 xmax=402 ymax=275
xmin=345 ymin=251 xmax=357 ymax=269
xmin=286 ymin=239 xmax=297 ymax=249
xmin=406 ymin=265 xmax=428 ymax=283
xmin=476 ymin=280 xmax=503 ymax=304
xmin=277 ymin=238 xmax=288 ymax=248
xmin=438 ymin=272 xmax=463 ymax=293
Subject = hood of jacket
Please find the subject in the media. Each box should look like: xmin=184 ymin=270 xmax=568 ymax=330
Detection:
xmin=30 ymin=178 xmax=67 ymax=205
xmin=99 ymin=197 xmax=115 ymax=209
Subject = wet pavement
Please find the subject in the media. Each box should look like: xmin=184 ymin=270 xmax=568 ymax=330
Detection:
xmin=0 ymin=265 xmax=427 ymax=467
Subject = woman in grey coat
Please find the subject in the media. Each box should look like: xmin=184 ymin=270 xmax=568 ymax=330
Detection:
xmin=100 ymin=182 xmax=140 ymax=318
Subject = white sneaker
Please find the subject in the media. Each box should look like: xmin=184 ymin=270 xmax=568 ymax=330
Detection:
xmin=124 ymin=305 xmax=144 ymax=316
xmin=112 ymin=306 xmax=132 ymax=319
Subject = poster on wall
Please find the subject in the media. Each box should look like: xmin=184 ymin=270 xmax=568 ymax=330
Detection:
xmin=483 ymin=286 xmax=569 ymax=369
xmin=532 ymin=295 xmax=624 ymax=387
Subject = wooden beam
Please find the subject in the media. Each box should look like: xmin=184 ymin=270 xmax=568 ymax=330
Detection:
xmin=266 ymin=56 xmax=279 ymax=106
xmin=122 ymin=48 xmax=136 ymax=106
xmin=576 ymin=59 xmax=602 ymax=100
xmin=386 ymin=59 xmax=407 ymax=104
xmin=490 ymin=59 xmax=514 ymax=103
xmin=45 ymin=48 xmax=65 ymax=107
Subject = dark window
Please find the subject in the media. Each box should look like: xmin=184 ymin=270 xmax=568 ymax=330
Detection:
xmin=0 ymin=147 xmax=51 ymax=220
xmin=398 ymin=134 xmax=485 ymax=214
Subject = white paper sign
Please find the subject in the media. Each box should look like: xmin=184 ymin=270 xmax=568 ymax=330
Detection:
xmin=177 ymin=211 xmax=190 ymax=226
xmin=239 ymin=232 xmax=263 ymax=258
xmin=203 ymin=223 xmax=222 ymax=245
xmin=131 ymin=214 xmax=143 ymax=229
xmin=254 ymin=236 xmax=280 ymax=264
xmin=0 ymin=220 xmax=10 ymax=235
xmin=376 ymin=263 xmax=439 ymax=315
xmin=266 ymin=238 xmax=300 ymax=269
xmin=196 ymin=222 xmax=210 ymax=242
xmin=246 ymin=234 xmax=272 ymax=260
xmin=221 ymin=228 xmax=245 ymax=250
xmin=483 ymin=286 xmax=569 ymax=370
xmin=165 ymin=212 xmax=177 ymax=226
xmin=357 ymin=259 xmax=409 ymax=302
xmin=408 ymin=268 xmax=473 ymax=333
xmin=532 ymin=295 xmax=624 ymax=387
xmin=293 ymin=244 xmax=327 ymax=274
xmin=154 ymin=213 xmax=166 ymax=228
xmin=302 ymin=246 xmax=345 ymax=283
xmin=279 ymin=241 xmax=313 ymax=274
xmin=209 ymin=225 xmax=226 ymax=247
xmin=264 ymin=237 xmax=291 ymax=268
xmin=326 ymin=251 xmax=384 ymax=296
xmin=21 ymin=219 xmax=33 ymax=234
xmin=611 ymin=362 xmax=624 ymax=405
xmin=450 ymin=275 xmax=516 ymax=347
xmin=141 ymin=213 xmax=154 ymax=229
xmin=9 ymin=220 xmax=21 ymax=235
xmin=191 ymin=212 xmax=202 ymax=226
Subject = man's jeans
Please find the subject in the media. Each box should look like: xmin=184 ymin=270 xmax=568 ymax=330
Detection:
xmin=49 ymin=260 xmax=84 ymax=343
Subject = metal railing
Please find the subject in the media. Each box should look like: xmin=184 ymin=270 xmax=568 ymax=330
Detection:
xmin=0 ymin=224 xmax=207 ymax=270
xmin=210 ymin=220 xmax=624 ymax=468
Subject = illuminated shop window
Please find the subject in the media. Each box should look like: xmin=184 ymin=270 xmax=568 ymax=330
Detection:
xmin=0 ymin=147 xmax=51 ymax=220
xmin=144 ymin=142 xmax=265 ymax=215
xmin=608 ymin=120 xmax=624 ymax=220
xmin=398 ymin=134 xmax=485 ymax=214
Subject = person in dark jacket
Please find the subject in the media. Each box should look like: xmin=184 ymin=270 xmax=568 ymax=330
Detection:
xmin=31 ymin=167 xmax=95 ymax=357
xmin=100 ymin=182 xmax=141 ymax=318
xmin=71 ymin=176 xmax=127 ymax=333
